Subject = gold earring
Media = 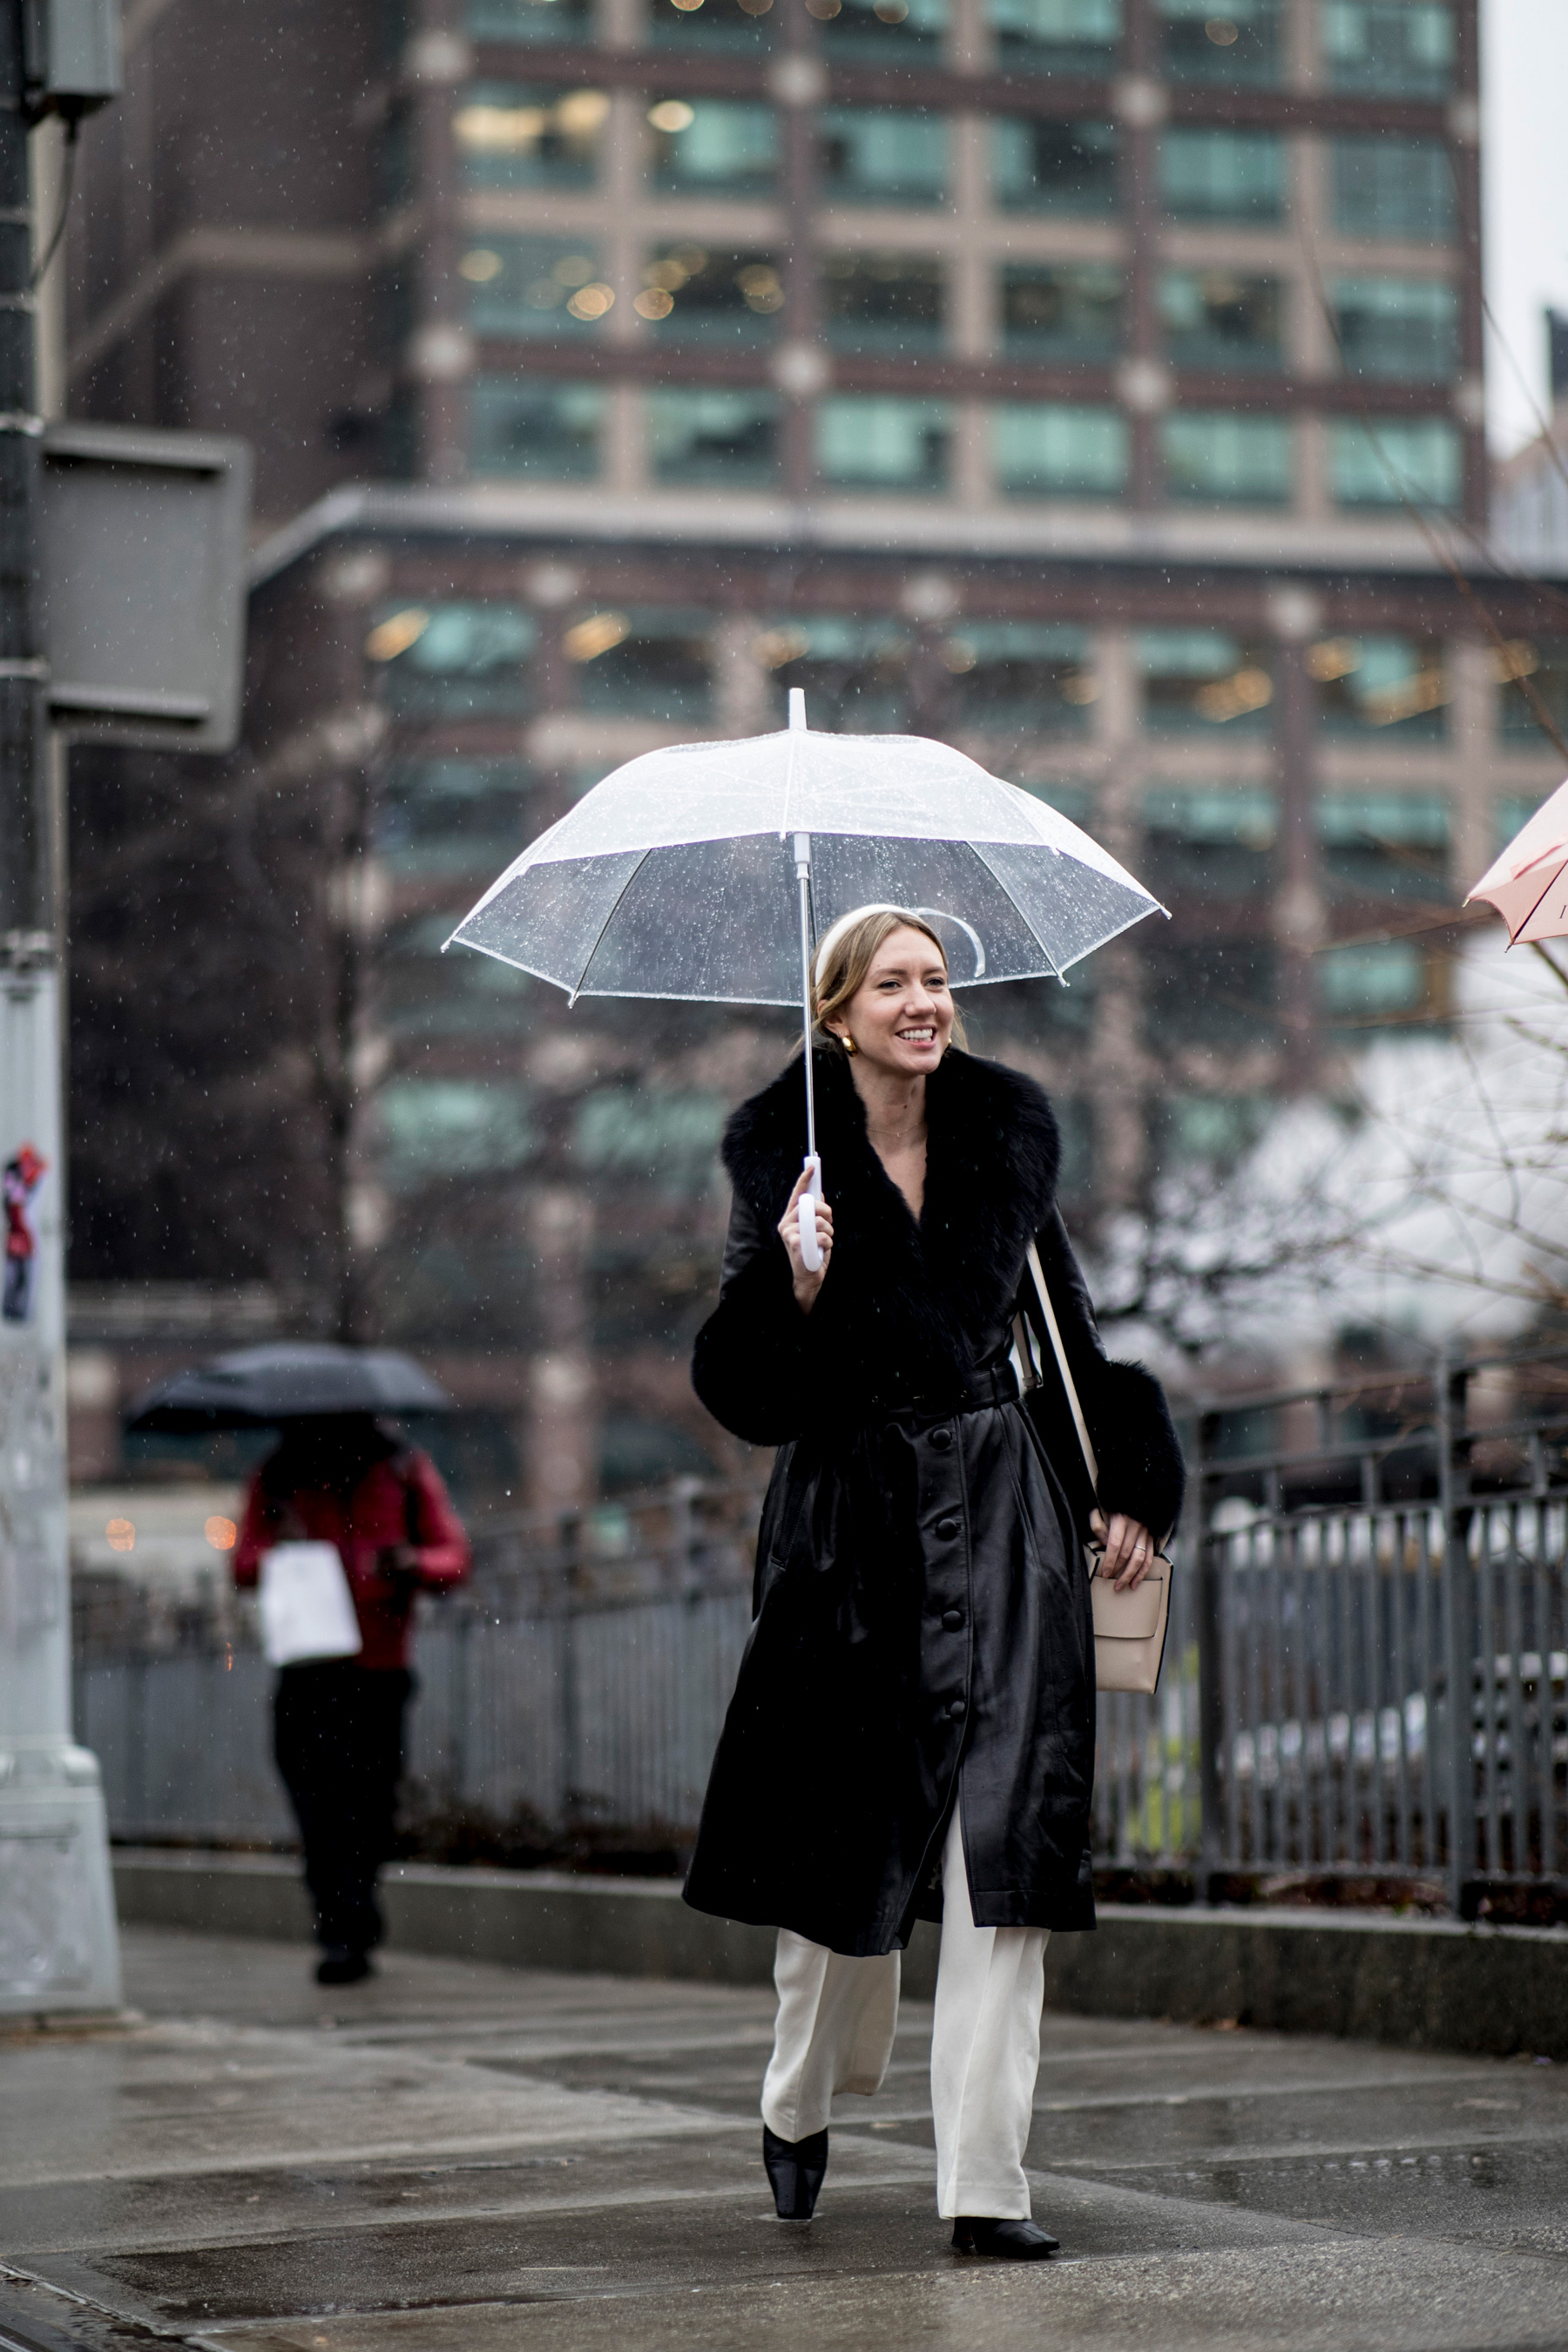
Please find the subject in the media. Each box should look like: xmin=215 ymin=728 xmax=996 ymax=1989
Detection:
xmin=841 ymin=1032 xmax=858 ymax=1057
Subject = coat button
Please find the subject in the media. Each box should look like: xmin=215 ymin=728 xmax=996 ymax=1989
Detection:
xmin=942 ymin=1608 xmax=964 ymax=1632
xmin=948 ymin=1699 xmax=967 ymax=1720
xmin=929 ymin=1427 xmax=953 ymax=1450
xmin=936 ymin=1515 xmax=959 ymax=1540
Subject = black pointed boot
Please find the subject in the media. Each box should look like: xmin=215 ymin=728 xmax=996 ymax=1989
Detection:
xmin=951 ymin=2215 xmax=1059 ymax=2259
xmin=762 ymin=2124 xmax=828 ymax=2219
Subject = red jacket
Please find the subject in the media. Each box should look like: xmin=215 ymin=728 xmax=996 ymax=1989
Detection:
xmin=233 ymin=1449 xmax=471 ymax=1670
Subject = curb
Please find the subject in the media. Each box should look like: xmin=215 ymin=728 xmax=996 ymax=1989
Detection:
xmin=112 ymin=1849 xmax=1568 ymax=2058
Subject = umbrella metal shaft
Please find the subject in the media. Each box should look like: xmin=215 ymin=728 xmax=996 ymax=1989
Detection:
xmin=794 ymin=831 xmax=816 ymax=1164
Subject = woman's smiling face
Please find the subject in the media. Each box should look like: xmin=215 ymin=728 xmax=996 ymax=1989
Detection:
xmin=833 ymin=924 xmax=954 ymax=1077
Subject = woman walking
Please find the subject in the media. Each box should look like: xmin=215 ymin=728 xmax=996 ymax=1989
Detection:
xmin=683 ymin=907 xmax=1184 ymax=2256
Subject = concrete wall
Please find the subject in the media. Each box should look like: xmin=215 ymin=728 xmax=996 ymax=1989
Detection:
xmin=114 ymin=1849 xmax=1568 ymax=2060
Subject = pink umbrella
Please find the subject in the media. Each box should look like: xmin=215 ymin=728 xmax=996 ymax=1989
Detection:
xmin=1467 ymin=777 xmax=1568 ymax=944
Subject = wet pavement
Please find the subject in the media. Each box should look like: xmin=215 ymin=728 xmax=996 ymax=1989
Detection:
xmin=3 ymin=1926 xmax=1568 ymax=2351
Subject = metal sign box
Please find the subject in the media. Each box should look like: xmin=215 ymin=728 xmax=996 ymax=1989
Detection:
xmin=38 ymin=421 xmax=253 ymax=753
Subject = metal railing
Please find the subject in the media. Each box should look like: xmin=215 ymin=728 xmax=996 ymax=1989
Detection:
xmin=1181 ymin=1348 xmax=1568 ymax=1912
xmin=72 ymin=1348 xmax=1568 ymax=1911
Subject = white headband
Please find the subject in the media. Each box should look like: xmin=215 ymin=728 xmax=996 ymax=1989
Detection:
xmin=811 ymin=904 xmax=916 ymax=991
xmin=812 ymin=902 xmax=987 ymax=993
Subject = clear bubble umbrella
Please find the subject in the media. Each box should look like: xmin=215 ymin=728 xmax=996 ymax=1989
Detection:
xmin=447 ymin=693 xmax=1164 ymax=1267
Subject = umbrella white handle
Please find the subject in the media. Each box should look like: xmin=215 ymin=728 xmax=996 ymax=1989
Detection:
xmin=798 ymin=1153 xmax=823 ymax=1274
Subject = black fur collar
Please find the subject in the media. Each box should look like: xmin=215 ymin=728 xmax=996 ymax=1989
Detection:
xmin=722 ymin=1050 xmax=1060 ymax=1393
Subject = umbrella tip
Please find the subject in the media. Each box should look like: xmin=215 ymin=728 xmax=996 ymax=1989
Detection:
xmin=788 ymin=687 xmax=808 ymax=732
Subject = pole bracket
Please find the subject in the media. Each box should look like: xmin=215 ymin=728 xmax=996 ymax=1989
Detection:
xmin=0 ymin=928 xmax=55 ymax=972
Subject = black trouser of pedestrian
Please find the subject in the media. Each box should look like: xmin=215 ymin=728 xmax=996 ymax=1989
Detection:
xmin=273 ymin=1661 xmax=413 ymax=1954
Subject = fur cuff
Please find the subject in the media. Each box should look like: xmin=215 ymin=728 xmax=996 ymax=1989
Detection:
xmin=1091 ymin=1359 xmax=1187 ymax=1542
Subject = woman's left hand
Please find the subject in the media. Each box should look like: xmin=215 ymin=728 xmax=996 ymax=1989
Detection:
xmin=1090 ymin=1510 xmax=1158 ymax=1592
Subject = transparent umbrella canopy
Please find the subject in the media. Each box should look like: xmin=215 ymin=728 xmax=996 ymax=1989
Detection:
xmin=447 ymin=693 xmax=1165 ymax=1264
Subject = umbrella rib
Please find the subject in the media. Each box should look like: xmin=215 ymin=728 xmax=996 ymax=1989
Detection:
xmin=566 ymin=848 xmax=652 ymax=1005
xmin=1498 ymin=864 xmax=1565 ymax=945
xmin=965 ymin=841 xmax=1064 ymax=983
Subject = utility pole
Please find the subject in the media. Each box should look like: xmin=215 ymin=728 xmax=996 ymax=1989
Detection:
xmin=0 ymin=0 xmax=121 ymax=2017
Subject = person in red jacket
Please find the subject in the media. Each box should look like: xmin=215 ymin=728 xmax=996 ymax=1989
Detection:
xmin=233 ymin=1414 xmax=470 ymax=1984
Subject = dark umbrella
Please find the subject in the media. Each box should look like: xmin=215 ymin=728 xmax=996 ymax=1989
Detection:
xmin=125 ymin=1343 xmax=455 ymax=1433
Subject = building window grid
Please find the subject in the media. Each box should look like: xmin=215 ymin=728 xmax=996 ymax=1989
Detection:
xmin=355 ymin=17 xmax=1488 ymax=1234
xmin=444 ymin=35 xmax=1477 ymax=523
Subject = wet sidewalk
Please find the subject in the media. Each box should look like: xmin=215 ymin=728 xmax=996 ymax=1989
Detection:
xmin=3 ymin=1925 xmax=1568 ymax=2352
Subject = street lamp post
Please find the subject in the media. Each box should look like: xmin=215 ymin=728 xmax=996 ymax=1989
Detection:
xmin=0 ymin=0 xmax=121 ymax=2017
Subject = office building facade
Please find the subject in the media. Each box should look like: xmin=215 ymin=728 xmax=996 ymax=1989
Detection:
xmin=64 ymin=0 xmax=1568 ymax=1503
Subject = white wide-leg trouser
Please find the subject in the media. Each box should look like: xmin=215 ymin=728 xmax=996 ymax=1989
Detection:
xmin=760 ymin=1803 xmax=1049 ymax=2219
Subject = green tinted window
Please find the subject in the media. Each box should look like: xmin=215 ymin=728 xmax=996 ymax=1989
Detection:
xmin=649 ymin=0 xmax=778 ymax=48
xmin=987 ymin=0 xmax=1120 ymax=69
xmin=1496 ymin=639 xmax=1568 ymax=744
xmin=1311 ymin=632 xmax=1448 ymax=736
xmin=577 ymin=1089 xmax=728 ymax=1185
xmin=993 ymin=403 xmax=1128 ymax=497
xmin=569 ymin=607 xmax=715 ymax=720
xmin=1162 ymin=412 xmax=1293 ymax=504
xmin=1160 ymin=0 xmax=1280 ymax=86
xmin=459 ymin=236 xmax=609 ymax=335
xmin=649 ymin=98 xmax=779 ymax=194
xmin=1328 ymin=418 xmax=1461 ymax=508
xmin=1000 ymin=261 xmax=1122 ymax=356
xmin=367 ymin=600 xmax=537 ymax=715
xmin=379 ymin=1080 xmax=537 ymax=1187
xmin=821 ymin=252 xmax=944 ymax=353
xmin=817 ymin=397 xmax=951 ymax=490
xmin=821 ymin=108 xmax=948 ymax=203
xmin=1138 ymin=630 xmax=1274 ymax=732
xmin=1320 ymin=792 xmax=1450 ymax=903
xmin=469 ymin=377 xmax=605 ymax=476
xmin=1332 ymin=278 xmax=1458 ymax=381
xmin=944 ymin=624 xmax=1095 ymax=730
xmin=377 ymin=759 xmax=536 ymax=876
xmin=819 ymin=0 xmax=948 ymax=63
xmin=1332 ymin=137 xmax=1455 ymax=240
xmin=1320 ymin=941 xmax=1432 ymax=1021
xmin=1141 ymin=787 xmax=1277 ymax=896
xmin=1159 ymin=128 xmax=1284 ymax=221
xmin=994 ymin=116 xmax=1119 ymax=213
xmin=468 ymin=0 xmax=591 ymax=38
xmin=1161 ymin=270 xmax=1283 ymax=370
xmin=1161 ymin=1093 xmax=1275 ymax=1165
xmin=1321 ymin=2 xmax=1454 ymax=97
xmin=637 ymin=244 xmax=781 ymax=340
xmin=647 ymin=389 xmax=781 ymax=484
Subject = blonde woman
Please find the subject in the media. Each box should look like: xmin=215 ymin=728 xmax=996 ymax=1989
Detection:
xmin=684 ymin=906 xmax=1184 ymax=2258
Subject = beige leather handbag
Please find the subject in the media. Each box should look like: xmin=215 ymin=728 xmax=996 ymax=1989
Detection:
xmin=1021 ymin=1240 xmax=1172 ymax=1698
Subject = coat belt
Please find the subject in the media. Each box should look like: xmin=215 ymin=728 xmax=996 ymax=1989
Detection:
xmin=868 ymin=1360 xmax=1020 ymax=1423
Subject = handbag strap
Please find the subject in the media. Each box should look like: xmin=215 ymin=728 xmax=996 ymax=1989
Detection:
xmin=1024 ymin=1239 xmax=1100 ymax=1497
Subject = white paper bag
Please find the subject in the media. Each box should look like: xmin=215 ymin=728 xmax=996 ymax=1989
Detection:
xmin=259 ymin=1541 xmax=362 ymax=1667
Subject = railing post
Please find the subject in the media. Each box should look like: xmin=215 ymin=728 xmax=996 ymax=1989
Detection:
xmin=1194 ymin=1408 xmax=1226 ymax=1903
xmin=1437 ymin=1348 xmax=1474 ymax=1916
xmin=671 ymin=1475 xmax=700 ymax=1592
xmin=558 ymin=1505 xmax=582 ymax=1835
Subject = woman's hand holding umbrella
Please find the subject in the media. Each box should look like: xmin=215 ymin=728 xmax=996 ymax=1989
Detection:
xmin=778 ymin=1172 xmax=834 ymax=1313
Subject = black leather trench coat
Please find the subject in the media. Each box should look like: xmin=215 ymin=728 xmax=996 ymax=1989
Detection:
xmin=682 ymin=1048 xmax=1185 ymax=1958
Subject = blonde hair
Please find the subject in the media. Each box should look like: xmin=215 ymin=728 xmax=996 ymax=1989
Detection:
xmin=811 ymin=907 xmax=967 ymax=1056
